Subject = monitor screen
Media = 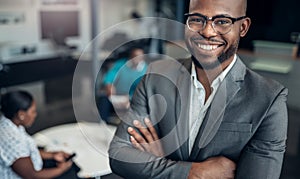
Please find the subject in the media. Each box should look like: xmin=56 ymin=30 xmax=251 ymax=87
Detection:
xmin=40 ymin=11 xmax=79 ymax=46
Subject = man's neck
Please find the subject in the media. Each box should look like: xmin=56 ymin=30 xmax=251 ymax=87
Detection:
xmin=194 ymin=55 xmax=235 ymax=100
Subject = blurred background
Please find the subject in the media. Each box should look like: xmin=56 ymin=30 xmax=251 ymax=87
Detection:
xmin=0 ymin=0 xmax=300 ymax=178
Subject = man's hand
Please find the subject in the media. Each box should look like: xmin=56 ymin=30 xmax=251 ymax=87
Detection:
xmin=188 ymin=156 xmax=236 ymax=179
xmin=127 ymin=118 xmax=164 ymax=157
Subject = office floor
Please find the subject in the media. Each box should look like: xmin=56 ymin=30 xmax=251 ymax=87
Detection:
xmin=25 ymin=98 xmax=300 ymax=179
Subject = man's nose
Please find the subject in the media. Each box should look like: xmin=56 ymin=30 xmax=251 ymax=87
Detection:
xmin=199 ymin=21 xmax=218 ymax=38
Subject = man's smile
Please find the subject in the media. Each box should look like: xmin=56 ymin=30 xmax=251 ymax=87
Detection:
xmin=193 ymin=40 xmax=225 ymax=56
xmin=197 ymin=44 xmax=219 ymax=50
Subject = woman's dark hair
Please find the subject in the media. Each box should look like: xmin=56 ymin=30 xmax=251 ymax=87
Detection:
xmin=0 ymin=90 xmax=33 ymax=119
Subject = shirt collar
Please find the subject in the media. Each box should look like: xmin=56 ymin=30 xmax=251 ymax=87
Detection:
xmin=191 ymin=54 xmax=237 ymax=90
xmin=0 ymin=115 xmax=25 ymax=131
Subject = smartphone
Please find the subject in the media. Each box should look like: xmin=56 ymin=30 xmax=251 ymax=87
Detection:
xmin=65 ymin=153 xmax=76 ymax=161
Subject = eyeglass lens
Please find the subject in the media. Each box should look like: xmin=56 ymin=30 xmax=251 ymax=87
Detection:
xmin=187 ymin=16 xmax=233 ymax=34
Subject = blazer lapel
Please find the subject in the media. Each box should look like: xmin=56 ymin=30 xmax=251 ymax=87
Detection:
xmin=174 ymin=58 xmax=192 ymax=160
xmin=189 ymin=57 xmax=247 ymax=160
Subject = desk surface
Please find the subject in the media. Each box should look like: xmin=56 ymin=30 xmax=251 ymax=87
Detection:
xmin=33 ymin=122 xmax=117 ymax=178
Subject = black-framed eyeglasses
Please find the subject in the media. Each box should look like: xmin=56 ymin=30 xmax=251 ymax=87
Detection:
xmin=185 ymin=13 xmax=247 ymax=35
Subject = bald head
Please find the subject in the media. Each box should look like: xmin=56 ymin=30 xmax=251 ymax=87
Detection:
xmin=189 ymin=0 xmax=248 ymax=15
xmin=241 ymin=0 xmax=247 ymax=14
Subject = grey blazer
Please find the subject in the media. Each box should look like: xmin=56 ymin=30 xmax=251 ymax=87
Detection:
xmin=109 ymin=56 xmax=288 ymax=179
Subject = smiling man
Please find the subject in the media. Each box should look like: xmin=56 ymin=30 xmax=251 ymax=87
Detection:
xmin=186 ymin=0 xmax=249 ymax=71
xmin=109 ymin=0 xmax=288 ymax=178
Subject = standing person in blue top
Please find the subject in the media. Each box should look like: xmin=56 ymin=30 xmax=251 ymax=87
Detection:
xmin=98 ymin=47 xmax=148 ymax=122
xmin=0 ymin=90 xmax=79 ymax=179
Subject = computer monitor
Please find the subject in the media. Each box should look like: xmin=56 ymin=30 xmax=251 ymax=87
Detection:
xmin=40 ymin=10 xmax=79 ymax=46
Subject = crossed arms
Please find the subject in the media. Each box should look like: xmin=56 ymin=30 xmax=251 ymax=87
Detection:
xmin=128 ymin=118 xmax=236 ymax=179
xmin=109 ymin=88 xmax=288 ymax=179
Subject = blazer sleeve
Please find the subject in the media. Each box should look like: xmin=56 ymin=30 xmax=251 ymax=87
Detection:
xmin=109 ymin=123 xmax=191 ymax=178
xmin=108 ymin=64 xmax=192 ymax=178
xmin=236 ymin=87 xmax=288 ymax=179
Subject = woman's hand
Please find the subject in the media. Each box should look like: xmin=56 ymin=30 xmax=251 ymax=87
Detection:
xmin=53 ymin=151 xmax=70 ymax=162
xmin=56 ymin=160 xmax=73 ymax=173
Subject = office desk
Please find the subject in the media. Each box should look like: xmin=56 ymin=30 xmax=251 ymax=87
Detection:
xmin=33 ymin=122 xmax=117 ymax=178
xmin=0 ymin=55 xmax=77 ymax=87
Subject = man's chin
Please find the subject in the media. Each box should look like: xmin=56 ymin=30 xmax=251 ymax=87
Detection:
xmin=192 ymin=55 xmax=222 ymax=70
xmin=200 ymin=61 xmax=222 ymax=70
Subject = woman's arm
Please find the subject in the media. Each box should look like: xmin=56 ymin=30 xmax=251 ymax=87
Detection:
xmin=39 ymin=150 xmax=54 ymax=159
xmin=11 ymin=157 xmax=72 ymax=179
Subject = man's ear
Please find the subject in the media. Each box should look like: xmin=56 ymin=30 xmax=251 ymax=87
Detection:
xmin=240 ymin=17 xmax=251 ymax=37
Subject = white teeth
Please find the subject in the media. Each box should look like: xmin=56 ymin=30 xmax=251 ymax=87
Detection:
xmin=197 ymin=44 xmax=218 ymax=50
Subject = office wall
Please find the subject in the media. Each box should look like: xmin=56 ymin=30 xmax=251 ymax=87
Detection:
xmin=0 ymin=0 xmax=152 ymax=60
xmin=0 ymin=0 xmax=91 ymax=60
xmin=240 ymin=0 xmax=300 ymax=49
xmin=0 ymin=1 xmax=40 ymax=44
xmin=100 ymin=0 xmax=152 ymax=30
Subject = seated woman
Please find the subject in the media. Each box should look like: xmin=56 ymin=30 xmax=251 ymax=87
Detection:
xmin=0 ymin=90 xmax=78 ymax=179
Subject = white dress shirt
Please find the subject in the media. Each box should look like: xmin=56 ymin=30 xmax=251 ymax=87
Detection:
xmin=188 ymin=55 xmax=237 ymax=154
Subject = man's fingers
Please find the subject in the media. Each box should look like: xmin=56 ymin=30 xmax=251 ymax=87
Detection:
xmin=133 ymin=120 xmax=154 ymax=142
xmin=127 ymin=127 xmax=147 ymax=144
xmin=144 ymin=118 xmax=159 ymax=141
xmin=128 ymin=119 xmax=165 ymax=157
xmin=130 ymin=136 xmax=145 ymax=151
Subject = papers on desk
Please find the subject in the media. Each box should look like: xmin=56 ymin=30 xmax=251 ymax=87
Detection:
xmin=34 ymin=131 xmax=77 ymax=153
xmin=33 ymin=122 xmax=117 ymax=178
xmin=249 ymin=58 xmax=293 ymax=74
